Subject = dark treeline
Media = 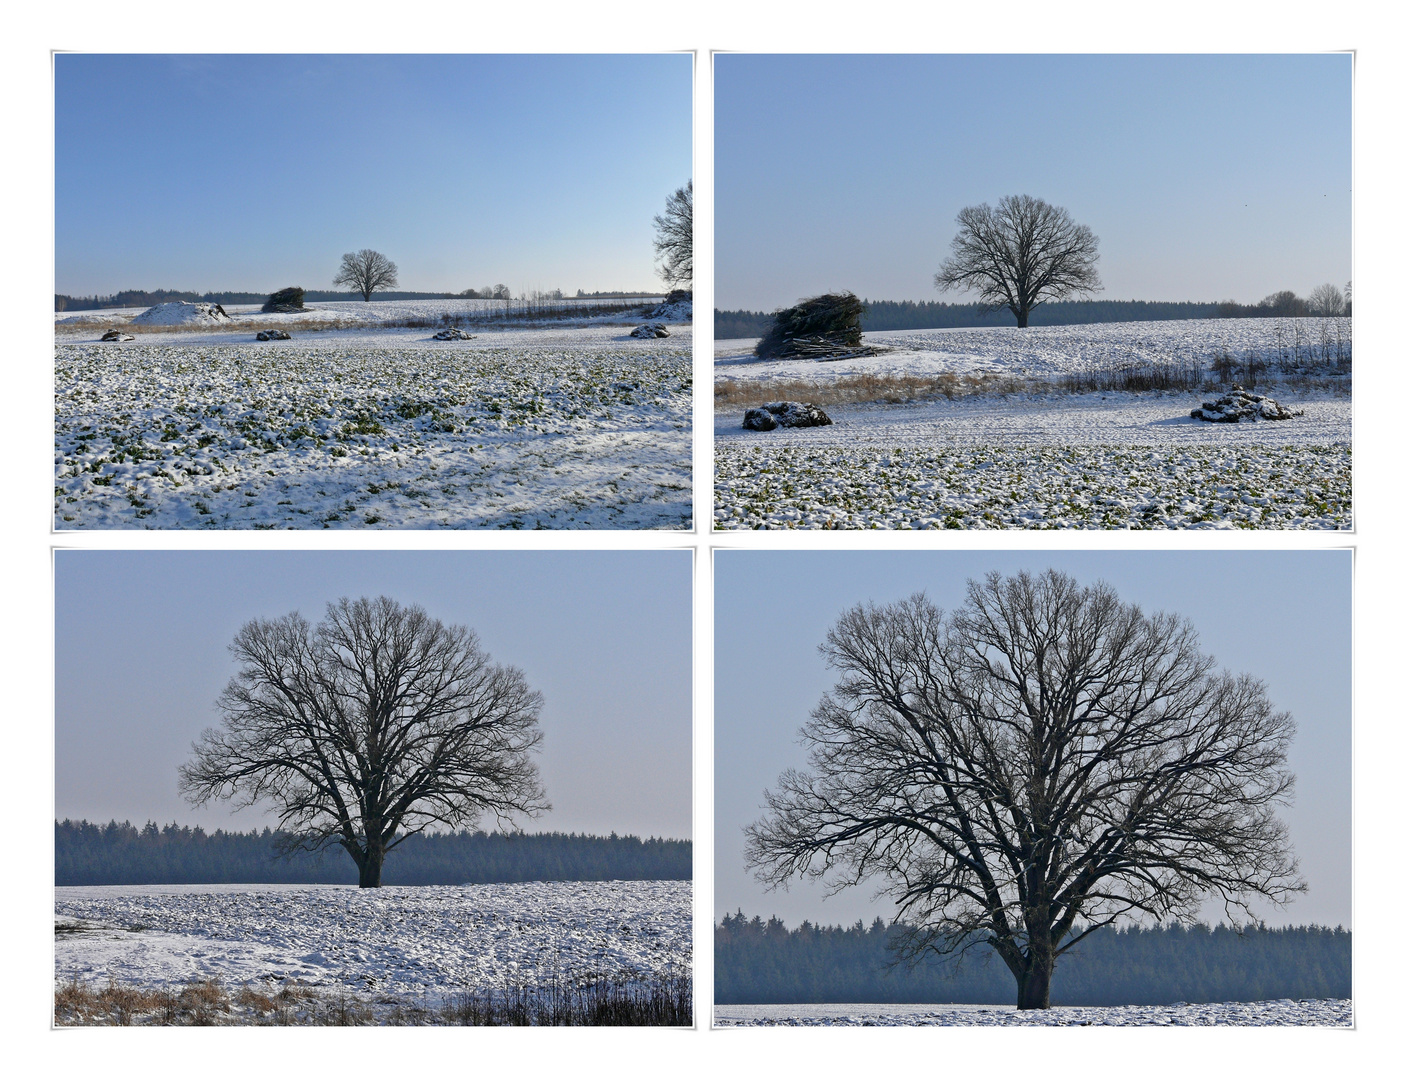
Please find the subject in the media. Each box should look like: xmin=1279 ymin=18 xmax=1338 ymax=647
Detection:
xmin=717 ymin=293 xmax=1350 ymax=339
xmin=55 ymin=289 xmax=487 ymax=312
xmin=56 ymin=819 xmax=691 ymax=886
xmin=715 ymin=911 xmax=1350 ymax=1007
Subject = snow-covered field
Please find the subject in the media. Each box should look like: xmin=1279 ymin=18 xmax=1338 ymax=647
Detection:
xmin=716 ymin=317 xmax=1352 ymax=382
xmin=714 ymin=319 xmax=1350 ymax=530
xmin=714 ymin=999 xmax=1351 ymax=1027
xmin=55 ymin=881 xmax=691 ymax=1005
xmin=56 ymin=320 xmax=692 ymax=529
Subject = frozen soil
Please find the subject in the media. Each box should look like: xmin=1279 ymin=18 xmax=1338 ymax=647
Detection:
xmin=714 ymin=318 xmax=1350 ymax=530
xmin=713 ymin=998 xmax=1351 ymax=1027
xmin=55 ymin=881 xmax=691 ymax=1006
xmin=56 ymin=333 xmax=692 ymax=529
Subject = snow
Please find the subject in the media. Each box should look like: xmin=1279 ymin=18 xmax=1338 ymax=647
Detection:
xmin=713 ymin=999 xmax=1351 ymax=1027
xmin=717 ymin=316 xmax=1352 ymax=382
xmin=130 ymin=302 xmax=231 ymax=326
xmin=55 ymin=329 xmax=692 ymax=530
xmin=714 ymin=318 xmax=1351 ymax=530
xmin=55 ymin=881 xmax=691 ymax=1005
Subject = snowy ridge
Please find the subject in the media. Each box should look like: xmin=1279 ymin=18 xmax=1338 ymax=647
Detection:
xmin=717 ymin=317 xmax=1351 ymax=382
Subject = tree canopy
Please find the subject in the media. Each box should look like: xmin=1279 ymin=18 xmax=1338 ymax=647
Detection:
xmin=745 ymin=571 xmax=1302 ymax=1009
xmin=935 ymin=195 xmax=1102 ymax=327
xmin=180 ymin=596 xmax=548 ymax=887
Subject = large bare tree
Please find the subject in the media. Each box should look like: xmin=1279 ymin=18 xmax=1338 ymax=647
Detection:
xmin=180 ymin=597 xmax=548 ymax=887
xmin=745 ymin=571 xmax=1302 ymax=1009
xmin=333 ymin=248 xmax=400 ymax=302
xmin=653 ymin=180 xmax=693 ymax=289
xmin=934 ymin=195 xmax=1101 ymax=327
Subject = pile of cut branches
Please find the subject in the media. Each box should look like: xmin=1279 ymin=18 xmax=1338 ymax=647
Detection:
xmin=754 ymin=292 xmax=881 ymax=361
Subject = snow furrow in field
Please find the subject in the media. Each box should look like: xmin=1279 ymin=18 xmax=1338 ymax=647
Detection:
xmin=55 ymin=342 xmax=692 ymax=529
xmin=714 ymin=444 xmax=1351 ymax=530
xmin=714 ymin=998 xmax=1350 ymax=1026
xmin=55 ymin=882 xmax=691 ymax=1002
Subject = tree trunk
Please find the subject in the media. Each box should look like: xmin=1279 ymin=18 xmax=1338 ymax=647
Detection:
xmin=1015 ymin=306 xmax=1030 ymax=329
xmin=357 ymin=846 xmax=384 ymax=888
xmin=1016 ymin=954 xmax=1053 ymax=1009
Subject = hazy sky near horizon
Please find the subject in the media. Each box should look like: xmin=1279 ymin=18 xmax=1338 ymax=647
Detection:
xmin=716 ymin=54 xmax=1351 ymax=311
xmin=56 ymin=550 xmax=692 ymax=840
xmin=716 ymin=550 xmax=1351 ymax=929
xmin=55 ymin=54 xmax=691 ymax=296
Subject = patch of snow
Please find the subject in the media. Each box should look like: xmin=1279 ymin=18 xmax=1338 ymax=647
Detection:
xmin=131 ymin=302 xmax=231 ymax=326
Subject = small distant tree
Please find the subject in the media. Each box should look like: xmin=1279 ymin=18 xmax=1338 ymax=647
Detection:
xmin=1307 ymin=283 xmax=1345 ymax=317
xmin=935 ymin=195 xmax=1101 ymax=328
xmin=180 ymin=596 xmax=549 ymax=888
xmin=333 ymin=249 xmax=400 ymax=302
xmin=653 ymin=180 xmax=693 ymax=289
xmin=1258 ymin=290 xmax=1308 ymax=318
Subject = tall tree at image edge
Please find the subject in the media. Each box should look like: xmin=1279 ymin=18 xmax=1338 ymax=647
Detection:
xmin=744 ymin=570 xmax=1303 ymax=1009
xmin=180 ymin=596 xmax=549 ymax=887
xmin=653 ymin=180 xmax=693 ymax=289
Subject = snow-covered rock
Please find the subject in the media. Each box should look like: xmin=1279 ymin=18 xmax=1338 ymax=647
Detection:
xmin=131 ymin=302 xmax=231 ymax=326
xmin=743 ymin=401 xmax=833 ymax=431
xmin=430 ymin=327 xmax=474 ymax=341
xmin=100 ymin=330 xmax=135 ymax=342
xmin=256 ymin=329 xmax=291 ymax=341
xmin=1192 ymin=385 xmax=1302 ymax=423
xmin=630 ymin=323 xmax=671 ymax=338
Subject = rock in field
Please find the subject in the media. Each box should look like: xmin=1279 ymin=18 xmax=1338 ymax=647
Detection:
xmin=1191 ymin=385 xmax=1302 ymax=422
xmin=100 ymin=330 xmax=135 ymax=342
xmin=431 ymin=327 xmax=474 ymax=341
xmin=256 ymin=329 xmax=292 ymax=341
xmin=630 ymin=323 xmax=671 ymax=338
xmin=743 ymin=400 xmax=833 ymax=430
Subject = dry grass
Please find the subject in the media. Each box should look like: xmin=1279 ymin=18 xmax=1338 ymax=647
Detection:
xmin=54 ymin=971 xmax=685 ymax=1027
xmin=715 ymin=371 xmax=1040 ymax=410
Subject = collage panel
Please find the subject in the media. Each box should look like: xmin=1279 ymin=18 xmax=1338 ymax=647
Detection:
xmin=715 ymin=550 xmax=1350 ymax=1026
xmin=54 ymin=549 xmax=693 ymax=1025
xmin=54 ymin=54 xmax=694 ymax=532
xmin=713 ymin=54 xmax=1351 ymax=531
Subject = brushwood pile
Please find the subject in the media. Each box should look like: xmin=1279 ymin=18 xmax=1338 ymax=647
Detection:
xmin=754 ymin=292 xmax=877 ymax=361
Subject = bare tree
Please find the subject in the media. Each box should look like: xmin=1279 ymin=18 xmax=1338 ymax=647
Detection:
xmin=333 ymin=249 xmax=400 ymax=302
xmin=745 ymin=571 xmax=1302 ymax=1010
xmin=934 ymin=195 xmax=1102 ymax=328
xmin=1308 ymin=283 xmax=1346 ymax=317
xmin=653 ymin=180 xmax=693 ymax=289
xmin=180 ymin=597 xmax=549 ymax=887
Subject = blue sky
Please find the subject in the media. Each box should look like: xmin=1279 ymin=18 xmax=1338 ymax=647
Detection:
xmin=55 ymin=550 xmax=692 ymax=840
xmin=716 ymin=54 xmax=1351 ymax=310
xmin=716 ymin=550 xmax=1351 ymax=929
xmin=55 ymin=54 xmax=692 ymax=296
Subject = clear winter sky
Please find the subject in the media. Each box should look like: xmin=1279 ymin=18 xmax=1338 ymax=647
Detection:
xmin=716 ymin=550 xmax=1351 ymax=929
xmin=716 ymin=54 xmax=1351 ymax=311
xmin=54 ymin=54 xmax=691 ymax=297
xmin=55 ymin=550 xmax=692 ymax=840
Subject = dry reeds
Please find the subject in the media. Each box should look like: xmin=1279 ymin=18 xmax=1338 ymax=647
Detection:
xmin=716 ymin=371 xmax=1037 ymax=410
